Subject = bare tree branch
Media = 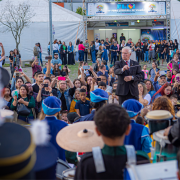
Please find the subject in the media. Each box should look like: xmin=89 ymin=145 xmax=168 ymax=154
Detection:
xmin=0 ymin=0 xmax=35 ymax=50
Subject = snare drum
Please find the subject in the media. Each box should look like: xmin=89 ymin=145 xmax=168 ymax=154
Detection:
xmin=62 ymin=168 xmax=76 ymax=180
xmin=145 ymin=110 xmax=173 ymax=135
xmin=0 ymin=109 xmax=14 ymax=122
xmin=153 ymin=130 xmax=178 ymax=163
xmin=56 ymin=159 xmax=71 ymax=180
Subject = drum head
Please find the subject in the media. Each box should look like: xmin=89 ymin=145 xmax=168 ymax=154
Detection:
xmin=146 ymin=110 xmax=173 ymax=120
xmin=155 ymin=130 xmax=168 ymax=140
xmin=56 ymin=159 xmax=71 ymax=179
xmin=176 ymin=111 xmax=180 ymax=118
xmin=63 ymin=168 xmax=76 ymax=180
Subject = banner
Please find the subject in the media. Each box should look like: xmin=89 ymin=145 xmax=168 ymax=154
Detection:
xmin=141 ymin=29 xmax=166 ymax=42
xmin=87 ymin=2 xmax=166 ymax=16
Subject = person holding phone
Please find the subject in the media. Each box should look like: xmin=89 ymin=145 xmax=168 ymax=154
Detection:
xmin=51 ymin=53 xmax=62 ymax=71
xmin=31 ymin=57 xmax=42 ymax=82
xmin=13 ymin=49 xmax=21 ymax=69
xmin=167 ymin=54 xmax=180 ymax=73
xmin=108 ymin=82 xmax=119 ymax=104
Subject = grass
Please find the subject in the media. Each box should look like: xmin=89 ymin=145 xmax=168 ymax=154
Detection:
xmin=3 ymin=63 xmax=32 ymax=67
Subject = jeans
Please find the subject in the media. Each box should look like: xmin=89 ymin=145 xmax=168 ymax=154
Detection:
xmin=84 ymin=51 xmax=88 ymax=62
xmin=75 ymin=51 xmax=79 ymax=61
xmin=39 ymin=52 xmax=43 ymax=66
xmin=166 ymin=53 xmax=170 ymax=63
xmin=10 ymin=63 xmax=14 ymax=79
xmin=144 ymin=51 xmax=149 ymax=62
xmin=91 ymin=50 xmax=96 ymax=63
xmin=111 ymin=54 xmax=117 ymax=65
xmin=79 ymin=50 xmax=84 ymax=61
xmin=149 ymin=51 xmax=154 ymax=62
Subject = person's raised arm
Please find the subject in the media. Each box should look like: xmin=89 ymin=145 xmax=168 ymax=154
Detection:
xmin=154 ymin=71 xmax=160 ymax=82
xmin=46 ymin=56 xmax=52 ymax=77
xmin=31 ymin=58 xmax=37 ymax=67
xmin=89 ymin=66 xmax=97 ymax=78
xmin=36 ymin=84 xmax=43 ymax=102
xmin=66 ymin=76 xmax=74 ymax=88
xmin=0 ymin=43 xmax=5 ymax=57
xmin=90 ymin=78 xmax=96 ymax=92
xmin=80 ymin=65 xmax=86 ymax=85
xmin=167 ymin=61 xmax=172 ymax=71
xmin=20 ymin=72 xmax=31 ymax=83
xmin=51 ymin=76 xmax=58 ymax=88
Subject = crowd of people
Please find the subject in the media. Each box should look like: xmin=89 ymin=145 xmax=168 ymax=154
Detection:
xmin=1 ymin=36 xmax=180 ymax=179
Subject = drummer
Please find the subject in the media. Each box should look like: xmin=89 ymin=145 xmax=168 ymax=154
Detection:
xmin=75 ymin=104 xmax=149 ymax=180
xmin=42 ymin=96 xmax=68 ymax=161
xmin=74 ymin=89 xmax=108 ymax=122
xmin=122 ymin=99 xmax=152 ymax=153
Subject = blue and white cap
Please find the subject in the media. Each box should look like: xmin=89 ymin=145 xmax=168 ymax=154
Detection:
xmin=90 ymin=89 xmax=109 ymax=103
xmin=122 ymin=99 xmax=143 ymax=118
xmin=42 ymin=96 xmax=61 ymax=115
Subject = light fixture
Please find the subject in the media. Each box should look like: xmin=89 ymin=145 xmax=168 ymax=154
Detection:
xmin=99 ymin=29 xmax=112 ymax=30
xmin=114 ymin=20 xmax=117 ymax=22
xmin=122 ymin=29 xmax=136 ymax=30
xmin=137 ymin=20 xmax=140 ymax=23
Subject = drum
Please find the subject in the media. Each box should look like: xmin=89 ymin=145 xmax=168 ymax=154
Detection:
xmin=62 ymin=168 xmax=76 ymax=180
xmin=0 ymin=109 xmax=14 ymax=122
xmin=56 ymin=159 xmax=71 ymax=180
xmin=145 ymin=110 xmax=173 ymax=135
xmin=153 ymin=130 xmax=178 ymax=163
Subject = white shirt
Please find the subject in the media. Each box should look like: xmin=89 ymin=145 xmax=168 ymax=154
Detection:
xmin=144 ymin=94 xmax=151 ymax=105
xmin=95 ymin=42 xmax=99 ymax=50
xmin=53 ymin=44 xmax=59 ymax=51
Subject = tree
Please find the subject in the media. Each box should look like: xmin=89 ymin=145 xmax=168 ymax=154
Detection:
xmin=76 ymin=7 xmax=86 ymax=16
xmin=0 ymin=1 xmax=35 ymax=50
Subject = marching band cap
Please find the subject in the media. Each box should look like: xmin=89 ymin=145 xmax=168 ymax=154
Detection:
xmin=90 ymin=89 xmax=109 ymax=103
xmin=0 ymin=122 xmax=36 ymax=179
xmin=42 ymin=96 xmax=61 ymax=115
xmin=122 ymin=99 xmax=143 ymax=118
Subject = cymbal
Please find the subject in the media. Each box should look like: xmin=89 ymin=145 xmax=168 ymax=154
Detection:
xmin=56 ymin=121 xmax=104 ymax=152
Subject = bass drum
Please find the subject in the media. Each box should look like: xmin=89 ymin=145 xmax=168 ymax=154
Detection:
xmin=56 ymin=159 xmax=71 ymax=180
xmin=62 ymin=168 xmax=76 ymax=180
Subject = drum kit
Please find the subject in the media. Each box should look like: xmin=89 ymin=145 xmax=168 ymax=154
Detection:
xmin=146 ymin=110 xmax=178 ymax=163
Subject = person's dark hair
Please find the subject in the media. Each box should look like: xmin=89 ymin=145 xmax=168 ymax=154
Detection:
xmin=44 ymin=77 xmax=51 ymax=83
xmin=90 ymin=101 xmax=106 ymax=112
xmin=73 ymin=79 xmax=81 ymax=86
xmin=16 ymin=77 xmax=24 ymax=83
xmin=144 ymin=79 xmax=154 ymax=91
xmin=112 ymin=82 xmax=118 ymax=88
xmin=59 ymin=40 xmax=62 ymax=44
xmin=25 ymin=82 xmax=31 ymax=85
xmin=102 ymin=60 xmax=107 ymax=65
xmin=136 ymin=116 xmax=144 ymax=125
xmin=80 ymin=41 xmax=83 ymax=44
xmin=98 ymin=81 xmax=106 ymax=87
xmin=36 ymin=72 xmax=44 ymax=77
xmin=99 ymin=74 xmax=107 ymax=80
xmin=38 ymin=43 xmax=41 ymax=48
xmin=76 ymin=39 xmax=80 ymax=45
xmin=4 ymin=85 xmax=12 ymax=97
xmin=91 ymin=41 xmax=95 ymax=45
xmin=67 ymin=112 xmax=79 ymax=124
xmin=152 ymin=62 xmax=157 ymax=68
xmin=175 ymin=39 xmax=178 ymax=44
xmin=61 ymin=110 xmax=68 ymax=115
xmin=170 ymin=94 xmax=178 ymax=100
xmin=61 ymin=66 xmax=68 ymax=76
xmin=80 ymin=88 xmax=86 ymax=93
xmin=13 ymin=49 xmax=19 ymax=55
xmin=94 ymin=104 xmax=130 ymax=138
xmin=99 ymin=65 xmax=105 ymax=70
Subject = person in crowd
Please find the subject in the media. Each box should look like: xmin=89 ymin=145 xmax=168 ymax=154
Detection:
xmin=43 ymin=62 xmax=53 ymax=75
xmin=52 ymin=64 xmax=61 ymax=77
xmin=104 ymin=38 xmax=111 ymax=61
xmin=108 ymin=82 xmax=119 ymax=104
xmin=122 ymin=99 xmax=152 ymax=153
xmin=10 ymin=84 xmax=35 ymax=122
xmin=176 ymin=49 xmax=180 ymax=59
xmin=52 ymin=39 xmax=59 ymax=58
xmin=148 ymin=41 xmax=155 ymax=63
xmin=120 ymin=33 xmax=126 ymax=43
xmin=47 ymin=42 xmax=50 ymax=55
xmin=164 ymin=42 xmax=170 ymax=63
xmin=158 ymin=40 xmax=165 ymax=66
xmin=61 ymin=65 xmax=70 ymax=77
xmin=51 ymin=53 xmax=62 ymax=71
xmin=138 ymin=82 xmax=151 ymax=106
xmin=60 ymin=41 xmax=67 ymax=65
xmin=31 ymin=57 xmax=42 ymax=82
xmin=70 ymin=88 xmax=81 ymax=113
xmin=73 ymin=79 xmax=82 ymax=89
xmin=13 ymin=49 xmax=21 ymax=69
xmin=90 ymin=41 xmax=96 ymax=63
xmin=83 ymin=39 xmax=89 ymax=62
xmin=148 ymin=62 xmax=160 ymax=82
xmin=174 ymin=39 xmax=179 ymax=50
xmin=75 ymin=88 xmax=92 ymax=116
xmin=74 ymin=89 xmax=108 ymax=122
xmin=68 ymin=41 xmax=75 ymax=65
xmin=110 ymin=41 xmax=118 ymax=65
xmin=101 ymin=46 xmax=108 ymax=63
xmin=101 ymin=60 xmax=109 ymax=72
xmin=114 ymin=46 xmax=142 ymax=105
xmin=75 ymin=103 xmax=149 ymax=180
xmin=55 ymin=77 xmax=75 ymax=111
xmin=75 ymin=39 xmax=80 ymax=62
xmin=67 ymin=112 xmax=80 ymax=124
xmin=166 ymin=70 xmax=172 ymax=82
xmin=78 ymin=41 xmax=85 ymax=62
xmin=95 ymin=38 xmax=100 ymax=57
xmin=143 ymin=42 xmax=149 ymax=62
xmin=98 ymin=81 xmax=106 ymax=91
xmin=38 ymin=43 xmax=43 ymax=66
xmin=32 ymin=72 xmax=44 ymax=93
xmin=135 ymin=43 xmax=141 ymax=62
xmin=3 ymin=85 xmax=13 ymax=109
xmin=152 ymin=82 xmax=173 ymax=101
xmin=96 ymin=46 xmax=103 ymax=59
xmin=144 ymin=79 xmax=156 ymax=98
xmin=126 ymin=38 xmax=131 ymax=47
xmin=97 ymin=65 xmax=109 ymax=80
xmin=41 ymin=96 xmax=68 ymax=160
xmin=61 ymin=110 xmax=68 ymax=123
xmin=93 ymin=58 xmax=101 ymax=73
xmin=142 ymin=64 xmax=148 ymax=80
xmin=37 ymin=77 xmax=58 ymax=106
xmin=58 ymin=40 xmax=62 ymax=59
xmin=153 ymin=72 xmax=167 ymax=91
xmin=167 ymin=53 xmax=180 ymax=72
xmin=152 ymin=96 xmax=175 ymax=119
xmin=0 ymin=42 xmax=5 ymax=68
xmin=9 ymin=50 xmax=14 ymax=78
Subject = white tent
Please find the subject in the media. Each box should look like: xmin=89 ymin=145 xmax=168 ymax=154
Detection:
xmin=0 ymin=0 xmax=84 ymax=60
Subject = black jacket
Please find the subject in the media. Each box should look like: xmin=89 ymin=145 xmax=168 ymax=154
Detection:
xmin=60 ymin=45 xmax=67 ymax=54
xmin=114 ymin=60 xmax=142 ymax=96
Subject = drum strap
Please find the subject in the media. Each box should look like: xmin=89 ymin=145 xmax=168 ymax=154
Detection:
xmin=92 ymin=147 xmax=106 ymax=173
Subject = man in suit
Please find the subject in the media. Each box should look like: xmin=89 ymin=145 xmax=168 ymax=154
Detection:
xmin=114 ymin=46 xmax=142 ymax=105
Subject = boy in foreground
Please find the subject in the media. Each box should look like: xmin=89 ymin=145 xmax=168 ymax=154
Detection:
xmin=75 ymin=104 xmax=149 ymax=180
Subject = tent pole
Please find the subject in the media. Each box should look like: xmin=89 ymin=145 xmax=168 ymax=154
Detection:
xmin=49 ymin=0 xmax=53 ymax=56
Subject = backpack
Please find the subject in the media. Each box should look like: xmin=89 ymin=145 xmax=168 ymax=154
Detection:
xmin=33 ymin=46 xmax=39 ymax=56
